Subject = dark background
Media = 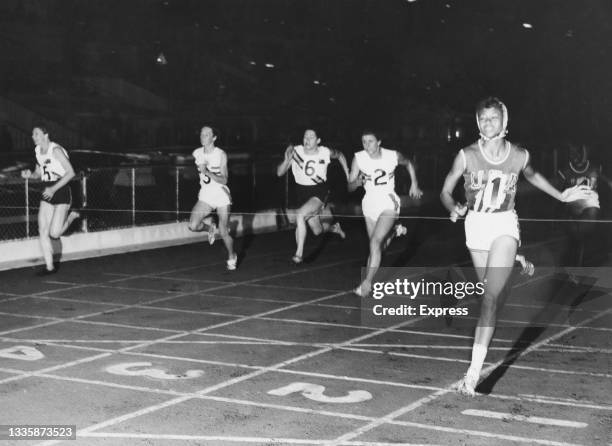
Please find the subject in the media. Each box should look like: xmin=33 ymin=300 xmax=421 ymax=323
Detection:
xmin=0 ymin=0 xmax=611 ymax=159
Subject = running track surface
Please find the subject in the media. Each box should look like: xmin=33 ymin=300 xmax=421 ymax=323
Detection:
xmin=0 ymin=221 xmax=610 ymax=446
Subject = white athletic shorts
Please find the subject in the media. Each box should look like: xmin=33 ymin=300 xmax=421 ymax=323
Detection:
xmin=465 ymin=210 xmax=520 ymax=251
xmin=362 ymin=192 xmax=401 ymax=222
xmin=198 ymin=185 xmax=232 ymax=209
xmin=568 ymin=192 xmax=600 ymax=216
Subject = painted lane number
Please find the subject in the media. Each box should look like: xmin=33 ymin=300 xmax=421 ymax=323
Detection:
xmin=0 ymin=345 xmax=44 ymax=361
xmin=268 ymin=382 xmax=372 ymax=403
xmin=106 ymin=362 xmax=203 ymax=380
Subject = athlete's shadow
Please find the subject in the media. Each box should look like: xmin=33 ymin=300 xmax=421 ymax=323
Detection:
xmin=477 ymin=273 xmax=600 ymax=395
xmin=233 ymin=211 xmax=256 ymax=266
xmin=390 ymin=217 xmax=461 ymax=267
xmin=234 ymin=208 xmax=292 ymax=265
xmin=302 ymin=232 xmax=335 ymax=263
xmin=51 ymin=238 xmax=63 ymax=268
xmin=390 ymin=220 xmax=422 ymax=266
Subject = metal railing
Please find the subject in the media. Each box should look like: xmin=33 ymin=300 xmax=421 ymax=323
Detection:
xmin=0 ymin=148 xmax=563 ymax=243
xmin=0 ymin=154 xmax=294 ymax=242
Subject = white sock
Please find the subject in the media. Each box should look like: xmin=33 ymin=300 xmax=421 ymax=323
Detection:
xmin=468 ymin=344 xmax=488 ymax=375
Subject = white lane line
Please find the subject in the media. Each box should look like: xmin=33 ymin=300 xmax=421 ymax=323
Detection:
xmin=0 ymin=368 xmax=185 ymax=396
xmin=82 ymin=433 xmax=446 ymax=445
xmin=147 ymin=292 xmax=302 ymax=305
xmin=326 ymin=306 xmax=612 ymax=446
xmin=57 ymin=266 xmax=483 ymax=441
xmin=0 ymin=311 xmax=58 ymax=321
xmin=2 ymin=247 xmax=317 ymax=340
xmin=1 ymin=250 xmax=363 ymax=393
xmin=546 ymin=343 xmax=612 ymax=354
xmin=0 ymin=294 xmax=124 ymax=308
xmin=247 ymin=282 xmax=343 ymax=292
xmin=81 ymin=432 xmax=331 ymax=444
xmin=1 ymin=339 xmax=290 ymax=345
xmin=338 ymin=346 xmax=612 ymax=378
xmin=22 ymin=365 xmax=589 ymax=446
xmin=0 ymin=352 xmax=111 ymax=385
xmin=385 ymin=419 xmax=584 ymax=446
xmin=25 ymin=263 xmax=520 ymax=442
xmin=82 ymin=434 xmax=438 ymax=446
xmin=497 ymin=364 xmax=612 ymax=379
xmin=1 ymin=367 xmax=600 ymax=446
xmin=18 ymin=254 xmax=567 ymax=445
xmin=30 ymin=250 xmax=387 ymax=445
xmin=7 ymin=246 xmax=289 ymax=305
xmin=344 ymin=443 xmax=453 ymax=446
xmin=0 ymin=289 xmax=209 ymax=338
xmin=378 ymin=328 xmax=512 ymax=341
xmin=92 ymin=280 xmax=232 ymax=291
xmin=494 ymin=318 xmax=612 ymax=330
xmin=202 ymin=393 xmax=373 ymax=421
xmin=338 ymin=346 xmax=473 ymax=364
xmin=565 ymin=326 xmax=612 ymax=332
xmin=75 ymin=284 xmax=188 ymax=293
xmin=6 ymin=331 xmax=606 ymax=379
xmin=6 ymin=334 xmax=610 ymax=413
xmin=42 ymin=281 xmax=80 ymax=285
xmin=280 ymin=368 xmax=612 ymax=411
xmin=350 ymin=344 xmax=489 ymax=350
xmin=461 ymin=409 xmax=588 ymax=428
xmin=504 ymin=303 xmax=599 ymax=315
xmin=50 ymin=303 xmax=433 ymax=439
xmin=447 ymin=316 xmax=603 ymax=329
xmin=348 ymin=344 xmax=590 ymax=354
xmin=3 ymin=304 xmax=317 ymax=386
xmin=3 ymin=312 xmax=262 ymax=342
xmin=20 ymin=368 xmax=376 ymax=423
xmin=3 ymin=302 xmax=516 ymax=342
xmin=491 ymin=393 xmax=612 ymax=411
xmin=102 ymin=273 xmax=143 ymax=277
xmin=153 ymin=274 xmax=342 ymax=290
xmin=519 ymin=394 xmax=606 ymax=404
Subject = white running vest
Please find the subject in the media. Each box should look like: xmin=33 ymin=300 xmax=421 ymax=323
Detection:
xmin=35 ymin=143 xmax=68 ymax=182
xmin=290 ymin=145 xmax=331 ymax=185
xmin=355 ymin=148 xmax=398 ymax=196
xmin=192 ymin=146 xmax=226 ymax=191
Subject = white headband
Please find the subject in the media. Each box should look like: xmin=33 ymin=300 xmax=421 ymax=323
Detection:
xmin=477 ymin=101 xmax=508 ymax=141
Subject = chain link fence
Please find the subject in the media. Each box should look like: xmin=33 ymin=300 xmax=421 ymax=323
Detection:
xmin=0 ymin=153 xmax=293 ymax=242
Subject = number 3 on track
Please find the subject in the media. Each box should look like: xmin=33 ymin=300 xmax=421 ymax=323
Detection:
xmin=106 ymin=362 xmax=203 ymax=380
xmin=268 ymin=382 xmax=372 ymax=403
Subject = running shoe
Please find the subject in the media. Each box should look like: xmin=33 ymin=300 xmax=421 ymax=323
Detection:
xmin=208 ymin=223 xmax=217 ymax=245
xmin=394 ymin=224 xmax=408 ymax=237
xmin=226 ymin=254 xmax=238 ymax=271
xmin=516 ymin=254 xmax=535 ymax=276
xmin=456 ymin=370 xmax=479 ymax=397
xmin=331 ymin=222 xmax=346 ymax=239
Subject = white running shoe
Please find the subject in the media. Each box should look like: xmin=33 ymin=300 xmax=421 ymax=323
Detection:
xmin=208 ymin=223 xmax=217 ymax=245
xmin=226 ymin=254 xmax=238 ymax=271
xmin=516 ymin=254 xmax=535 ymax=276
xmin=456 ymin=370 xmax=479 ymax=397
xmin=67 ymin=210 xmax=80 ymax=224
xmin=353 ymin=282 xmax=372 ymax=297
xmin=394 ymin=224 xmax=408 ymax=237
xmin=331 ymin=222 xmax=346 ymax=239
